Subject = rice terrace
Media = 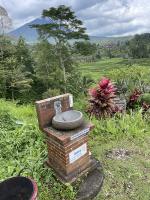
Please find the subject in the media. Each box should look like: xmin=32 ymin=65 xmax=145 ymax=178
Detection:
xmin=0 ymin=1 xmax=150 ymax=200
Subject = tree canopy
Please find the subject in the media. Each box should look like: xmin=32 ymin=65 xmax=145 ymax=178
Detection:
xmin=31 ymin=5 xmax=89 ymax=42
xmin=128 ymin=33 xmax=150 ymax=58
xmin=31 ymin=5 xmax=89 ymax=92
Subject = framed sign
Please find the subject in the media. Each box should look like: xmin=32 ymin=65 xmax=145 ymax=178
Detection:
xmin=69 ymin=143 xmax=87 ymax=164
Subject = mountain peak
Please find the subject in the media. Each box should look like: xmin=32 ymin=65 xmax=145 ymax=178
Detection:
xmin=9 ymin=17 xmax=51 ymax=42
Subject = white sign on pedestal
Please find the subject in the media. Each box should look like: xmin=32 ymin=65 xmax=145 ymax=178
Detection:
xmin=69 ymin=143 xmax=87 ymax=164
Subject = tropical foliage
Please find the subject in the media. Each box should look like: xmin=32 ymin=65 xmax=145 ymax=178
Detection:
xmin=88 ymin=78 xmax=120 ymax=118
xmin=0 ymin=5 xmax=150 ymax=200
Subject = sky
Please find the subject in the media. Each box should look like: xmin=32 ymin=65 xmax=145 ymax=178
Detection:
xmin=0 ymin=0 xmax=150 ymax=37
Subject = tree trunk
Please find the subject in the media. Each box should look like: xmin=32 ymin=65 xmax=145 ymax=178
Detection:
xmin=57 ymin=41 xmax=67 ymax=93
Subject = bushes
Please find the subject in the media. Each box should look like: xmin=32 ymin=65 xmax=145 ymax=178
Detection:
xmin=0 ymin=111 xmax=16 ymax=131
xmin=127 ymin=89 xmax=142 ymax=109
xmin=127 ymin=89 xmax=150 ymax=112
xmin=108 ymin=65 xmax=150 ymax=95
xmin=42 ymin=88 xmax=60 ymax=99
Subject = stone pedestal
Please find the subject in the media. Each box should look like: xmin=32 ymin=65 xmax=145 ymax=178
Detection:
xmin=35 ymin=94 xmax=98 ymax=183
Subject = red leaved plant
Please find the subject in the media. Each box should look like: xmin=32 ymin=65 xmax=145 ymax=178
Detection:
xmin=127 ymin=89 xmax=150 ymax=112
xmin=87 ymin=77 xmax=120 ymax=118
xmin=127 ymin=89 xmax=142 ymax=109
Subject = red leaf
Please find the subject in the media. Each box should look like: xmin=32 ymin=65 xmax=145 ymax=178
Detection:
xmin=99 ymin=78 xmax=110 ymax=89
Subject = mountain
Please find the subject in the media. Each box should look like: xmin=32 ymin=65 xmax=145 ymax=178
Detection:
xmin=9 ymin=18 xmax=52 ymax=43
xmin=9 ymin=18 xmax=132 ymax=43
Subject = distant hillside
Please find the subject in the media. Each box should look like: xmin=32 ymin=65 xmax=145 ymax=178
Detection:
xmin=89 ymin=35 xmax=133 ymax=44
xmin=9 ymin=18 xmax=132 ymax=44
xmin=9 ymin=18 xmax=53 ymax=43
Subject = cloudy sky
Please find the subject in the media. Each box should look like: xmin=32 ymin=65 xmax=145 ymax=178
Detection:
xmin=0 ymin=0 xmax=150 ymax=37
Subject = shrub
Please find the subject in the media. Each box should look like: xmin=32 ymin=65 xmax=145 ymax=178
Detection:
xmin=127 ymin=89 xmax=142 ymax=109
xmin=140 ymin=93 xmax=150 ymax=112
xmin=42 ymin=89 xmax=60 ymax=99
xmin=0 ymin=111 xmax=16 ymax=131
xmin=108 ymin=65 xmax=150 ymax=94
xmin=127 ymin=90 xmax=150 ymax=112
xmin=87 ymin=77 xmax=120 ymax=118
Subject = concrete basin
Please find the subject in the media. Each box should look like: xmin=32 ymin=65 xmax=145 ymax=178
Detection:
xmin=52 ymin=110 xmax=83 ymax=130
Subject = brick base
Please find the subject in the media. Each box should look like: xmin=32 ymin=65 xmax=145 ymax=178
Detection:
xmin=46 ymin=156 xmax=99 ymax=183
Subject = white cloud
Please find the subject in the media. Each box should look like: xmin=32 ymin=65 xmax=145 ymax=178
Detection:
xmin=0 ymin=0 xmax=150 ymax=36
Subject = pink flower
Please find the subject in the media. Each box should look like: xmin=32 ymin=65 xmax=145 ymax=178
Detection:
xmin=99 ymin=78 xmax=110 ymax=89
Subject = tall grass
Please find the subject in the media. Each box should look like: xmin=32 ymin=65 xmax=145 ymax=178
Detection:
xmin=0 ymin=100 xmax=75 ymax=200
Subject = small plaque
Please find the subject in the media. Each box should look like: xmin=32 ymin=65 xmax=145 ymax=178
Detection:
xmin=70 ymin=128 xmax=90 ymax=140
xmin=69 ymin=143 xmax=87 ymax=164
xmin=69 ymin=94 xmax=73 ymax=107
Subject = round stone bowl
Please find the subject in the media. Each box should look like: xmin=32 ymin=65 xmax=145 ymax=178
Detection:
xmin=52 ymin=110 xmax=83 ymax=130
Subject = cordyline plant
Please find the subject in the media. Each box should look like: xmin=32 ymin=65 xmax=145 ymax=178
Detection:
xmin=87 ymin=77 xmax=120 ymax=118
xmin=127 ymin=89 xmax=150 ymax=112
xmin=127 ymin=89 xmax=142 ymax=109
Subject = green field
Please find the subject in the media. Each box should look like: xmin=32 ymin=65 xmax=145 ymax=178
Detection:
xmin=0 ymin=58 xmax=150 ymax=200
xmin=80 ymin=58 xmax=126 ymax=80
xmin=80 ymin=57 xmax=150 ymax=81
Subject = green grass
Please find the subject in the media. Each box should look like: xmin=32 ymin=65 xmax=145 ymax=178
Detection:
xmin=0 ymin=98 xmax=150 ymax=200
xmin=93 ymin=136 xmax=150 ymax=200
xmin=89 ymin=113 xmax=150 ymax=200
